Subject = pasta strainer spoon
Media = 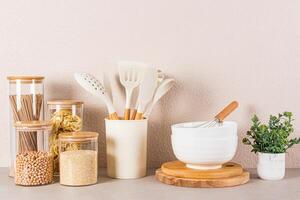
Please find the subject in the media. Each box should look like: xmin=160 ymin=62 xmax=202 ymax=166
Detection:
xmin=74 ymin=73 xmax=119 ymax=120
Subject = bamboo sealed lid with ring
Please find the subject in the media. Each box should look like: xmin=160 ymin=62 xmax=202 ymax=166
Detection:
xmin=7 ymin=76 xmax=44 ymax=83
xmin=59 ymin=132 xmax=98 ymax=141
xmin=47 ymin=100 xmax=83 ymax=106
xmin=14 ymin=121 xmax=52 ymax=130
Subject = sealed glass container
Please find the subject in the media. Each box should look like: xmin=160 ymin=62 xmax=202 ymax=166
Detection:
xmin=14 ymin=121 xmax=53 ymax=186
xmin=47 ymin=100 xmax=83 ymax=175
xmin=59 ymin=132 xmax=98 ymax=186
xmin=7 ymin=76 xmax=45 ymax=177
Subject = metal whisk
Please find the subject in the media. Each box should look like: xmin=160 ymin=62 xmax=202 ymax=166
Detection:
xmin=193 ymin=101 xmax=239 ymax=128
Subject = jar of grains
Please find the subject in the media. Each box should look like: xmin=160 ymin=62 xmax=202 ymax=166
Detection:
xmin=47 ymin=100 xmax=83 ymax=175
xmin=59 ymin=132 xmax=98 ymax=186
xmin=14 ymin=121 xmax=53 ymax=186
xmin=7 ymin=76 xmax=45 ymax=177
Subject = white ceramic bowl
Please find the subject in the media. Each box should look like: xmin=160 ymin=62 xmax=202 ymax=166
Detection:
xmin=171 ymin=121 xmax=238 ymax=170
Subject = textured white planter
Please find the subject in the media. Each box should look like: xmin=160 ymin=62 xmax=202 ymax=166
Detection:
xmin=171 ymin=121 xmax=238 ymax=170
xmin=257 ymin=152 xmax=285 ymax=180
xmin=105 ymin=119 xmax=148 ymax=179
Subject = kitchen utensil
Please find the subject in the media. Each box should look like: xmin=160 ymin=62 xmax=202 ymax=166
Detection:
xmin=143 ymin=78 xmax=175 ymax=118
xmin=74 ymin=73 xmax=119 ymax=120
xmin=157 ymin=69 xmax=165 ymax=83
xmin=171 ymin=121 xmax=238 ymax=170
xmin=134 ymin=67 xmax=158 ymax=120
xmin=189 ymin=101 xmax=238 ymax=128
xmin=105 ymin=119 xmax=148 ymax=179
xmin=130 ymin=69 xmax=165 ymax=120
xmin=161 ymin=161 xmax=243 ymax=179
xmin=118 ymin=61 xmax=145 ymax=120
xmin=156 ymin=165 xmax=249 ymax=188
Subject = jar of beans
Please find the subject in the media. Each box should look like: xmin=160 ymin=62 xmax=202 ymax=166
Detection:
xmin=14 ymin=121 xmax=53 ymax=186
xmin=7 ymin=76 xmax=45 ymax=177
xmin=59 ymin=132 xmax=98 ymax=186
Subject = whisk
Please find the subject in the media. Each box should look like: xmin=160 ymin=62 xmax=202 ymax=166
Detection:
xmin=192 ymin=101 xmax=239 ymax=128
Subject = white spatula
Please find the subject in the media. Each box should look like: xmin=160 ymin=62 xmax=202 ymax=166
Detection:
xmin=134 ymin=67 xmax=158 ymax=120
xmin=130 ymin=69 xmax=165 ymax=119
xmin=74 ymin=73 xmax=119 ymax=120
xmin=143 ymin=78 xmax=175 ymax=118
xmin=118 ymin=61 xmax=145 ymax=120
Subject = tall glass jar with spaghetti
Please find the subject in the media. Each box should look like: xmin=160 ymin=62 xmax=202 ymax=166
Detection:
xmin=7 ymin=76 xmax=45 ymax=177
xmin=47 ymin=100 xmax=83 ymax=175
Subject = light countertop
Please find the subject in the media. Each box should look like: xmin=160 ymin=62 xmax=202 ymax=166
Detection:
xmin=0 ymin=168 xmax=299 ymax=200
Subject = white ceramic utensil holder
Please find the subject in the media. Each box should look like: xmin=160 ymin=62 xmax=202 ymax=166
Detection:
xmin=105 ymin=119 xmax=148 ymax=179
xmin=257 ymin=152 xmax=285 ymax=180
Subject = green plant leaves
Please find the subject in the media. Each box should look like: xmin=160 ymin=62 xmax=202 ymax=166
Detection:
xmin=242 ymin=112 xmax=300 ymax=153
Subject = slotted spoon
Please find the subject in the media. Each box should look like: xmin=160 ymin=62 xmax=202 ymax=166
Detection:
xmin=74 ymin=73 xmax=119 ymax=120
xmin=118 ymin=61 xmax=145 ymax=120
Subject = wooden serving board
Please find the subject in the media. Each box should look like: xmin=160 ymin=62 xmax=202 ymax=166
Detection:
xmin=156 ymin=161 xmax=250 ymax=188
xmin=156 ymin=169 xmax=250 ymax=188
xmin=161 ymin=161 xmax=243 ymax=179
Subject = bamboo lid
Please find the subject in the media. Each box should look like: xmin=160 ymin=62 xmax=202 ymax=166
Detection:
xmin=14 ymin=121 xmax=52 ymax=130
xmin=7 ymin=76 xmax=44 ymax=83
xmin=59 ymin=132 xmax=99 ymax=140
xmin=47 ymin=100 xmax=83 ymax=105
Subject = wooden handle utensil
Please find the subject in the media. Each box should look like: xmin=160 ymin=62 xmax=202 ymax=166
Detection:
xmin=215 ymin=101 xmax=239 ymax=122
xmin=131 ymin=109 xmax=137 ymax=120
xmin=109 ymin=112 xmax=119 ymax=120
xmin=135 ymin=112 xmax=143 ymax=120
xmin=124 ymin=109 xmax=130 ymax=120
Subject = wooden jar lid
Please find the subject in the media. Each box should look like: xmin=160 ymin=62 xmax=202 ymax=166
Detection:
xmin=59 ymin=131 xmax=99 ymax=141
xmin=7 ymin=76 xmax=44 ymax=83
xmin=47 ymin=100 xmax=83 ymax=105
xmin=14 ymin=121 xmax=52 ymax=130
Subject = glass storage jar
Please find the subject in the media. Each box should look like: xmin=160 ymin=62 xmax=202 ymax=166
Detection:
xmin=59 ymin=132 xmax=98 ymax=186
xmin=47 ymin=100 xmax=83 ymax=175
xmin=7 ymin=76 xmax=45 ymax=177
xmin=14 ymin=121 xmax=53 ymax=186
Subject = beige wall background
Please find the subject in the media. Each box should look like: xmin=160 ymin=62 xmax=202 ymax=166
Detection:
xmin=0 ymin=0 xmax=299 ymax=168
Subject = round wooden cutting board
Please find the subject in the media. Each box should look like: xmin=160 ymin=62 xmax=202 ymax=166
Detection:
xmin=161 ymin=161 xmax=243 ymax=179
xmin=156 ymin=161 xmax=250 ymax=188
xmin=156 ymin=169 xmax=250 ymax=188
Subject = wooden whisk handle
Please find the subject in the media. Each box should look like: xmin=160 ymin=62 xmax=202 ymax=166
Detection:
xmin=215 ymin=101 xmax=239 ymax=122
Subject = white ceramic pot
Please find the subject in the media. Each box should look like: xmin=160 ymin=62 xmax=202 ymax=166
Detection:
xmin=105 ymin=119 xmax=148 ymax=179
xmin=257 ymin=152 xmax=285 ymax=180
xmin=171 ymin=121 xmax=238 ymax=170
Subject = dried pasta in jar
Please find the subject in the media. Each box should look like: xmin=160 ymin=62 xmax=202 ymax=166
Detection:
xmin=47 ymin=100 xmax=83 ymax=175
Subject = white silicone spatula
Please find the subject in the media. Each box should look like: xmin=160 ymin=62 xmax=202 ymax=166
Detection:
xmin=143 ymin=78 xmax=175 ymax=118
xmin=134 ymin=67 xmax=158 ymax=120
xmin=74 ymin=73 xmax=119 ymax=120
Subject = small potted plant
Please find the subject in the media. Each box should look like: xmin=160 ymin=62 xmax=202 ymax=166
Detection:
xmin=243 ymin=112 xmax=300 ymax=180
